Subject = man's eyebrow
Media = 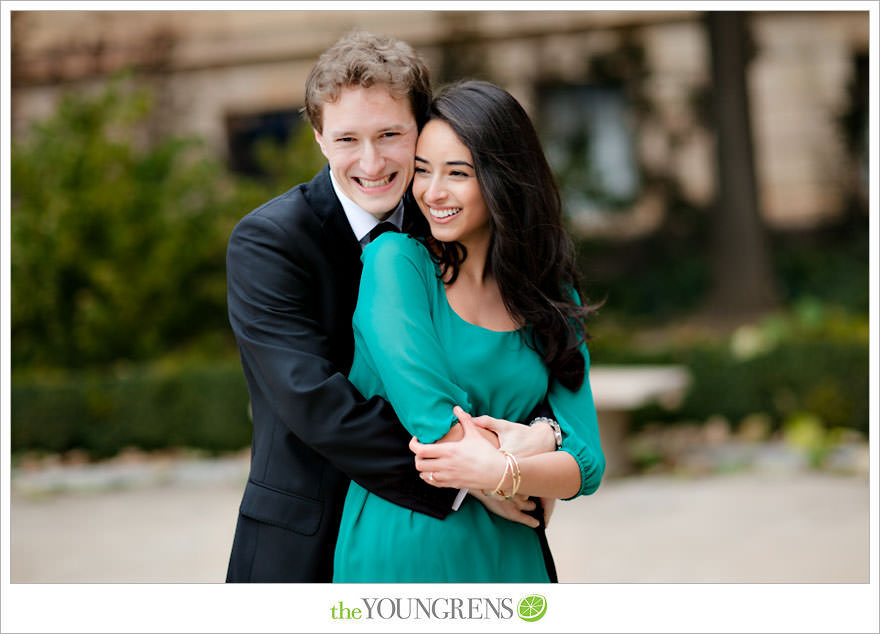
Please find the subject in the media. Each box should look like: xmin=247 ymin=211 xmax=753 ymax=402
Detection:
xmin=328 ymin=123 xmax=411 ymax=138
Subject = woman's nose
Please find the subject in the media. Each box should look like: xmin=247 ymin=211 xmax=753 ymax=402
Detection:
xmin=424 ymin=177 xmax=447 ymax=202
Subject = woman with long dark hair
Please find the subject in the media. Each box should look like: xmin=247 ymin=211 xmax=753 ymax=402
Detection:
xmin=333 ymin=80 xmax=604 ymax=582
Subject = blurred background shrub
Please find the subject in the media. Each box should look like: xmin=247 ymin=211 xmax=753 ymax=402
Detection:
xmin=11 ymin=76 xmax=326 ymax=458
xmin=12 ymin=76 xmax=243 ymax=368
xmin=616 ymin=303 xmax=869 ymax=436
xmin=12 ymin=74 xmax=327 ymax=370
xmin=12 ymin=361 xmax=251 ymax=458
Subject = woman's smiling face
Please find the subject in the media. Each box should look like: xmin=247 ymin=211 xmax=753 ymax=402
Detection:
xmin=412 ymin=119 xmax=491 ymax=249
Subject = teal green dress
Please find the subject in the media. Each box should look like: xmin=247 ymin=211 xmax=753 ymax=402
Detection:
xmin=333 ymin=233 xmax=605 ymax=583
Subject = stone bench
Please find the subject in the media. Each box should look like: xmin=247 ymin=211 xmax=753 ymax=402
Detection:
xmin=590 ymin=365 xmax=692 ymax=477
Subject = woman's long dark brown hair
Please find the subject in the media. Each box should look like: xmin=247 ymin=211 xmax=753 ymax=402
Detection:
xmin=423 ymin=80 xmax=597 ymax=391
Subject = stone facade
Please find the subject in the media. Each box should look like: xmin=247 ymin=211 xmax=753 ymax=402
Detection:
xmin=10 ymin=9 xmax=870 ymax=233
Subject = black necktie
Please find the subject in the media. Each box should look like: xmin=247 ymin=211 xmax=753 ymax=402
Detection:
xmin=366 ymin=221 xmax=399 ymax=244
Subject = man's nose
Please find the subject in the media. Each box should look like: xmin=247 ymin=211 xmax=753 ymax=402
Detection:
xmin=359 ymin=142 xmax=385 ymax=175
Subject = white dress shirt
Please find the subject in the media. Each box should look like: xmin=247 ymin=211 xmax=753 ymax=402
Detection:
xmin=329 ymin=169 xmax=405 ymax=248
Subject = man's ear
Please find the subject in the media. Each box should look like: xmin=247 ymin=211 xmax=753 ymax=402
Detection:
xmin=313 ymin=128 xmax=328 ymax=159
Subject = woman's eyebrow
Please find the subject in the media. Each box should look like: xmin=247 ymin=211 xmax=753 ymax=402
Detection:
xmin=414 ymin=155 xmax=473 ymax=168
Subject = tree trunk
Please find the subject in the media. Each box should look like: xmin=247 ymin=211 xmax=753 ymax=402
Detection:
xmin=705 ymin=11 xmax=779 ymax=317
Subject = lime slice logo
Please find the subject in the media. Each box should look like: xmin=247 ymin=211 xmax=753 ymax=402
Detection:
xmin=517 ymin=594 xmax=547 ymax=622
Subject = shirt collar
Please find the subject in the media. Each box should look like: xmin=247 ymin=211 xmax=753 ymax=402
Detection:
xmin=329 ymin=168 xmax=405 ymax=243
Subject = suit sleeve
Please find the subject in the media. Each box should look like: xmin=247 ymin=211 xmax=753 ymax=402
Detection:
xmin=226 ymin=211 xmax=457 ymax=518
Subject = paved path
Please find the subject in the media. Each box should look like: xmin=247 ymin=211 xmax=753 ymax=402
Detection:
xmin=10 ymin=458 xmax=869 ymax=583
xmin=549 ymin=471 xmax=869 ymax=583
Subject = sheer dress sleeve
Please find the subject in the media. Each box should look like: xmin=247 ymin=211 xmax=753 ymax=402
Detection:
xmin=349 ymin=234 xmax=473 ymax=444
xmin=547 ymin=291 xmax=606 ymax=498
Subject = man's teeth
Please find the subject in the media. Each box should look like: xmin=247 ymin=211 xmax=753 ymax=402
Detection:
xmin=358 ymin=175 xmax=392 ymax=188
xmin=429 ymin=207 xmax=461 ymax=219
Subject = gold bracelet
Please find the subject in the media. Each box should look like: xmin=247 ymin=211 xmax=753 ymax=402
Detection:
xmin=504 ymin=451 xmax=522 ymax=499
xmin=494 ymin=449 xmax=521 ymax=499
xmin=486 ymin=452 xmax=512 ymax=497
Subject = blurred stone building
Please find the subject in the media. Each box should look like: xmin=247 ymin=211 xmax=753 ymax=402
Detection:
xmin=10 ymin=9 xmax=870 ymax=236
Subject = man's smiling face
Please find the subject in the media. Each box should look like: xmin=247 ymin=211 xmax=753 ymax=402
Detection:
xmin=314 ymin=84 xmax=418 ymax=220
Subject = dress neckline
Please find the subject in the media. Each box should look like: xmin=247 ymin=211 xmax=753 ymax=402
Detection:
xmin=408 ymin=235 xmax=522 ymax=335
xmin=439 ymin=278 xmax=522 ymax=335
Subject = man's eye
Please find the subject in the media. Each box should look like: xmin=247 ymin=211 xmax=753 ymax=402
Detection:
xmin=337 ymin=137 xmax=355 ymax=143
xmin=414 ymin=167 xmax=427 ymax=174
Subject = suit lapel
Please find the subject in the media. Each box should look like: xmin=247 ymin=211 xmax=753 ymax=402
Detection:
xmin=304 ymin=166 xmax=364 ymax=302
xmin=308 ymin=167 xmax=361 ymax=253
xmin=305 ymin=170 xmax=428 ymax=304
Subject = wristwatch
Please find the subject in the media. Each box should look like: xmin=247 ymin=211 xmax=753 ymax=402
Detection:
xmin=529 ymin=416 xmax=562 ymax=450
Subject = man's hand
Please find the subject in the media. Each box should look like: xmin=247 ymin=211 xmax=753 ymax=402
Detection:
xmin=469 ymin=414 xmax=557 ymax=457
xmin=469 ymin=490 xmax=540 ymax=528
xmin=539 ymin=496 xmax=556 ymax=528
xmin=432 ymin=416 xmax=500 ymax=448
xmin=410 ymin=407 xmax=507 ymax=491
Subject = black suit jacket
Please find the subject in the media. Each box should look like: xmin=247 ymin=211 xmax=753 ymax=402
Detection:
xmin=225 ymin=166 xmax=458 ymax=582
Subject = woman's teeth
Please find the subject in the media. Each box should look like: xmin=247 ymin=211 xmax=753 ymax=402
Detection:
xmin=429 ymin=207 xmax=461 ymax=219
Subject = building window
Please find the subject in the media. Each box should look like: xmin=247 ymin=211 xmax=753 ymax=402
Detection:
xmin=537 ymin=83 xmax=641 ymax=219
xmin=225 ymin=108 xmax=303 ymax=177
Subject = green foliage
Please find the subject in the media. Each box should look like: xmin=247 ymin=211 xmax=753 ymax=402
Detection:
xmin=250 ymin=119 xmax=327 ymax=191
xmin=772 ymin=216 xmax=869 ymax=314
xmin=625 ymin=303 xmax=869 ymax=435
xmin=575 ymin=206 xmax=867 ymax=328
xmin=782 ymin=412 xmax=849 ymax=469
xmin=680 ymin=340 xmax=867 ymax=433
xmin=577 ymin=236 xmax=709 ymax=323
xmin=572 ymin=201 xmax=712 ymax=324
xmin=11 ymin=362 xmax=252 ymax=458
xmin=11 ymin=76 xmax=250 ymax=368
xmin=8 ymin=77 xmax=336 ymax=458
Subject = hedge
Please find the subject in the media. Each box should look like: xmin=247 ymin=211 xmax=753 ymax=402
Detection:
xmin=11 ymin=332 xmax=868 ymax=458
xmin=11 ymin=361 xmax=253 ymax=458
xmin=677 ymin=340 xmax=868 ymax=433
xmin=623 ymin=338 xmax=869 ymax=436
